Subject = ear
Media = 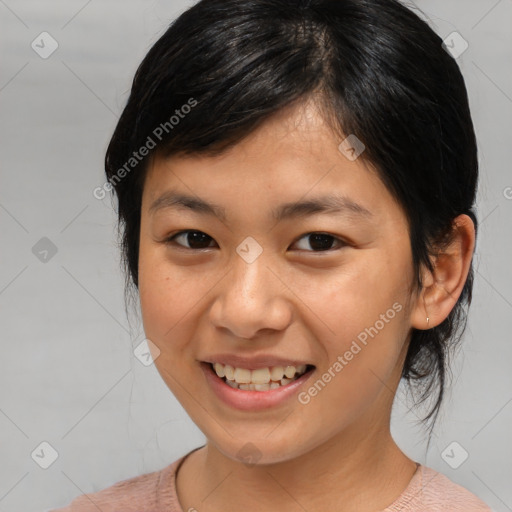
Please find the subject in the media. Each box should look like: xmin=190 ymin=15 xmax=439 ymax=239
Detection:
xmin=410 ymin=214 xmax=476 ymax=330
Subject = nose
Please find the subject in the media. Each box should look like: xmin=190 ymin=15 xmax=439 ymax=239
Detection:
xmin=208 ymin=253 xmax=293 ymax=340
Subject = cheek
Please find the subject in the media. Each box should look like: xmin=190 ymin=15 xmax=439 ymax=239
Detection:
xmin=295 ymin=273 xmax=409 ymax=432
xmin=299 ymin=250 xmax=410 ymax=334
xmin=138 ymin=247 xmax=194 ymax=349
xmin=137 ymin=246 xmax=224 ymax=362
xmin=293 ymin=249 xmax=412 ymax=387
xmin=138 ymin=252 xmax=205 ymax=397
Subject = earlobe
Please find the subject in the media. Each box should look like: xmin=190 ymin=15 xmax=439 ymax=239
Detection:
xmin=411 ymin=214 xmax=475 ymax=330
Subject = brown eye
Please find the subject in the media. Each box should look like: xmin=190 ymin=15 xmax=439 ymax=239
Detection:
xmin=166 ymin=230 xmax=216 ymax=249
xmin=292 ymin=233 xmax=345 ymax=252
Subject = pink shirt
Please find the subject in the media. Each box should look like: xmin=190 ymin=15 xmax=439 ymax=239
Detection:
xmin=51 ymin=450 xmax=491 ymax=511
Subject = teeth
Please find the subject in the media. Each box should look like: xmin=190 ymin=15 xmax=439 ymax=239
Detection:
xmin=270 ymin=366 xmax=284 ymax=381
xmin=214 ymin=363 xmax=225 ymax=378
xmin=211 ymin=361 xmax=311 ymax=391
xmin=284 ymin=366 xmax=296 ymax=379
xmin=251 ymin=368 xmax=270 ymax=384
xmin=224 ymin=365 xmax=234 ymax=380
xmin=234 ymin=368 xmax=252 ymax=384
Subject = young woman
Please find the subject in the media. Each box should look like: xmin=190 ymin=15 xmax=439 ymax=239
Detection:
xmin=53 ymin=0 xmax=491 ymax=510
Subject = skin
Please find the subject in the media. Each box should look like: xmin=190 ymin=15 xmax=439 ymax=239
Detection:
xmin=138 ymin=98 xmax=475 ymax=512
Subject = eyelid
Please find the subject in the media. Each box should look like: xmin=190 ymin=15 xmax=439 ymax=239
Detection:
xmin=165 ymin=230 xmax=347 ymax=252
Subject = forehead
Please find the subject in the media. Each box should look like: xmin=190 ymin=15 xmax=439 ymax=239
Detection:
xmin=142 ymin=100 xmax=400 ymax=224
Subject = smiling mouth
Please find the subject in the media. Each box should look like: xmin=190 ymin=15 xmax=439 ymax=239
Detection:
xmin=209 ymin=362 xmax=316 ymax=391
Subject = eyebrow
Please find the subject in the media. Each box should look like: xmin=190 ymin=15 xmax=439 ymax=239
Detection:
xmin=148 ymin=190 xmax=373 ymax=222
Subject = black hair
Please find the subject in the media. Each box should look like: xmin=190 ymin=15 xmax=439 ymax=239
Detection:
xmin=104 ymin=0 xmax=478 ymax=444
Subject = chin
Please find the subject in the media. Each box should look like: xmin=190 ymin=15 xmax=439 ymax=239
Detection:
xmin=208 ymin=431 xmax=315 ymax=467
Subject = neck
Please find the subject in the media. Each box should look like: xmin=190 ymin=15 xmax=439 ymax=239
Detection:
xmin=176 ymin=405 xmax=417 ymax=512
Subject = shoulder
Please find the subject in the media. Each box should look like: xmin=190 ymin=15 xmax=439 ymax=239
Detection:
xmin=49 ymin=457 xmax=184 ymax=512
xmin=384 ymin=464 xmax=492 ymax=512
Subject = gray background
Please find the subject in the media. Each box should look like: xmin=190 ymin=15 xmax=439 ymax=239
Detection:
xmin=1 ymin=1 xmax=510 ymax=511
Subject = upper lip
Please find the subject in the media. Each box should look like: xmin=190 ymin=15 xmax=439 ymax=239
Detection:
xmin=202 ymin=354 xmax=314 ymax=370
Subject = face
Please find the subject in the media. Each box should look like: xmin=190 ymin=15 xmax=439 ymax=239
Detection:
xmin=138 ymin=100 xmax=418 ymax=465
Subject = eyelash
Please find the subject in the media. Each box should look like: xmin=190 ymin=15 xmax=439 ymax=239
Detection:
xmin=163 ymin=230 xmax=347 ymax=253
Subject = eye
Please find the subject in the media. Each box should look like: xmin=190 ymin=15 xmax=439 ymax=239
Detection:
xmin=165 ymin=230 xmax=217 ymax=250
xmin=164 ymin=230 xmax=346 ymax=252
xmin=291 ymin=232 xmax=346 ymax=252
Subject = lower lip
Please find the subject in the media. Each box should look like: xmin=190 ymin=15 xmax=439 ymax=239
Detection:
xmin=200 ymin=362 xmax=315 ymax=411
